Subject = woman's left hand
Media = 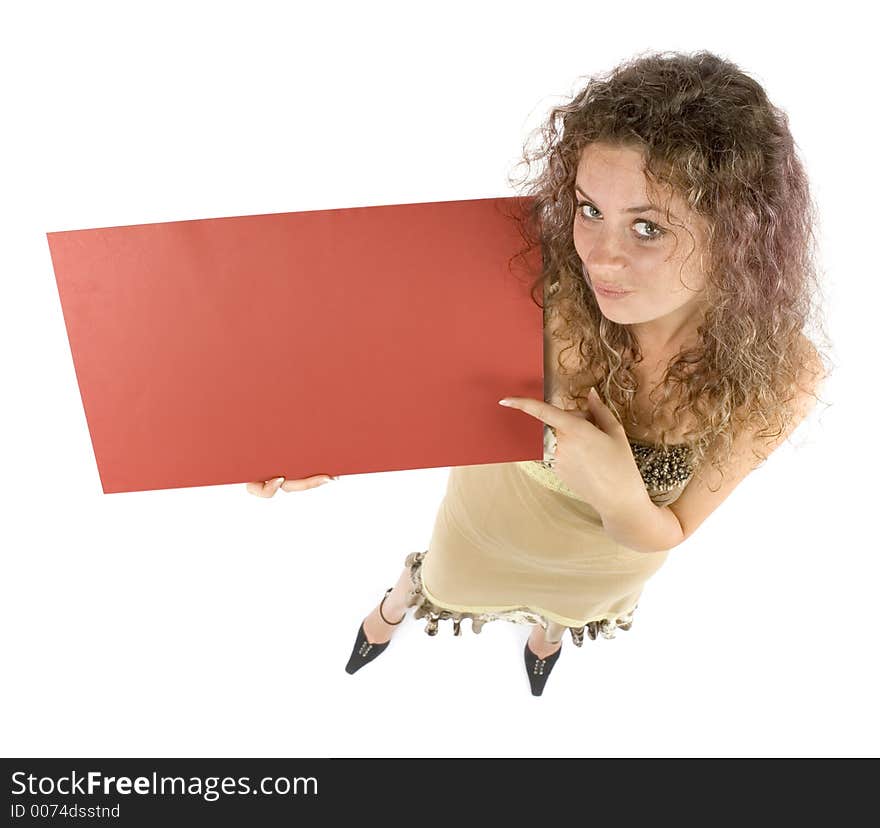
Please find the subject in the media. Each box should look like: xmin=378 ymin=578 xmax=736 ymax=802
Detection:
xmin=499 ymin=387 xmax=646 ymax=514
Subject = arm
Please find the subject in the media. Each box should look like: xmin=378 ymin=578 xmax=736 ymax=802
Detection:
xmin=599 ymin=490 xmax=685 ymax=553
xmin=599 ymin=343 xmax=826 ymax=553
xmin=543 ymin=302 xmax=578 ymax=404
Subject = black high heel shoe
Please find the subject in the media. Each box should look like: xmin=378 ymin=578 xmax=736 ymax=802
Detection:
xmin=523 ymin=639 xmax=562 ymax=696
xmin=344 ymin=587 xmax=406 ymax=675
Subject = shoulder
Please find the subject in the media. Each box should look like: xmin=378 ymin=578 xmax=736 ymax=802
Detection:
xmin=791 ymin=334 xmax=827 ymax=415
xmin=664 ymin=334 xmax=825 ymax=547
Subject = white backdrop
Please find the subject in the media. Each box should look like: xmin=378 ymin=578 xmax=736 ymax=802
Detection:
xmin=1 ymin=0 xmax=874 ymax=758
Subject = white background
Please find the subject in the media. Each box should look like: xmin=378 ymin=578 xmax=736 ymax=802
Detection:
xmin=1 ymin=0 xmax=875 ymax=758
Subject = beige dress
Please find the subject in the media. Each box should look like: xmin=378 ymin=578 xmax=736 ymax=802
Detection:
xmin=402 ymin=432 xmax=696 ymax=646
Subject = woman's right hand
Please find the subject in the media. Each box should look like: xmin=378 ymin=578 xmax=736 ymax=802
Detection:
xmin=245 ymin=475 xmax=337 ymax=498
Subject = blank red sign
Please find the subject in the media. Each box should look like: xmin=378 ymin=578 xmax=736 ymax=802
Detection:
xmin=47 ymin=196 xmax=544 ymax=494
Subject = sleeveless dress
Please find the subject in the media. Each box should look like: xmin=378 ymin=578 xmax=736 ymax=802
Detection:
xmin=402 ymin=428 xmax=696 ymax=646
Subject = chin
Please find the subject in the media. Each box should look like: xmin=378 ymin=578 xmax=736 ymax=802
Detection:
xmin=594 ymin=298 xmax=636 ymax=323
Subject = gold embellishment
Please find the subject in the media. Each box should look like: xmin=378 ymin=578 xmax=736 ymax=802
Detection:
xmin=628 ymin=440 xmax=695 ymax=492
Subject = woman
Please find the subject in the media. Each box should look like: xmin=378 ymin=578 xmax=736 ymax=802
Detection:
xmin=248 ymin=50 xmax=829 ymax=696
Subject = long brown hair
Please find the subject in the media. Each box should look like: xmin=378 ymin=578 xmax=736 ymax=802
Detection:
xmin=506 ymin=49 xmax=831 ymax=487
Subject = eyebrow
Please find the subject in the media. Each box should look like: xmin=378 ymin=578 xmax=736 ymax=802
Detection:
xmin=575 ymin=184 xmax=681 ymax=221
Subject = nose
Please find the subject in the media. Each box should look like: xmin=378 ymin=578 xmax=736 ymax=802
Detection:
xmin=583 ymin=233 xmax=627 ymax=275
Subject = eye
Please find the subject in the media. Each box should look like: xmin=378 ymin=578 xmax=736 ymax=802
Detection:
xmin=633 ymin=219 xmax=664 ymax=241
xmin=575 ymin=200 xmax=665 ymax=243
xmin=576 ymin=201 xmax=601 ymax=221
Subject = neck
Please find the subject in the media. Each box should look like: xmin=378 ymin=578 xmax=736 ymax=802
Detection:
xmin=629 ymin=298 xmax=707 ymax=356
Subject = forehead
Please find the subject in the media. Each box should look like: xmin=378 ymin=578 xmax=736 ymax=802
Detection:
xmin=576 ymin=142 xmax=687 ymax=213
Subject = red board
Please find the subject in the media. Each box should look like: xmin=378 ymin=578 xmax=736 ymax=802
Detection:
xmin=46 ymin=197 xmax=544 ymax=494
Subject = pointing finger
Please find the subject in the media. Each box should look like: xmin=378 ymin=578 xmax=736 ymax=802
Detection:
xmin=498 ymin=397 xmax=584 ymax=432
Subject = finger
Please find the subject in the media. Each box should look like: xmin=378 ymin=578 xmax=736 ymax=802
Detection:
xmin=499 ymin=396 xmax=583 ymax=431
xmin=587 ymin=387 xmax=626 ymax=434
xmin=281 ymin=475 xmax=334 ymax=492
xmin=245 ymin=477 xmax=284 ymax=498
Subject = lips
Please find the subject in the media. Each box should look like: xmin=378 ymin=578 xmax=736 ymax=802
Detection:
xmin=592 ymin=281 xmax=632 ymax=295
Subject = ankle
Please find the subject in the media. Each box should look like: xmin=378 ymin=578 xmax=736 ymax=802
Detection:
xmin=378 ymin=599 xmax=406 ymax=625
xmin=377 ymin=588 xmax=407 ymax=624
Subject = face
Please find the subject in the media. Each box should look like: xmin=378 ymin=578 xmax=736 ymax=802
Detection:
xmin=573 ymin=142 xmax=709 ymax=349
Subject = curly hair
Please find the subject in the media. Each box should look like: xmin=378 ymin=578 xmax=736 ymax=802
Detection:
xmin=506 ymin=49 xmax=832 ymax=487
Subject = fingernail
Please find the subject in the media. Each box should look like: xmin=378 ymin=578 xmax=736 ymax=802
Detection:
xmin=498 ymin=398 xmax=512 ymax=406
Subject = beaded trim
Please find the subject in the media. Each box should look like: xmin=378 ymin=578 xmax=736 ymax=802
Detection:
xmin=627 ymin=439 xmax=695 ymax=492
xmin=403 ymin=550 xmax=636 ymax=647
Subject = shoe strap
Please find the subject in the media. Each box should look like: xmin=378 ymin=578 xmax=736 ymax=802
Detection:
xmin=379 ymin=587 xmax=405 ymax=625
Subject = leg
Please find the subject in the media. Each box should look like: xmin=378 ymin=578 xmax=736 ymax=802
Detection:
xmin=544 ymin=621 xmax=566 ymax=645
xmin=361 ymin=564 xmax=412 ymax=644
